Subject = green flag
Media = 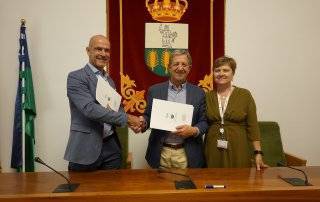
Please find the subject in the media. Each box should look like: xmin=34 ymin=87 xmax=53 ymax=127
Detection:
xmin=11 ymin=21 xmax=36 ymax=172
xmin=22 ymin=23 xmax=36 ymax=172
xmin=23 ymin=66 xmax=36 ymax=172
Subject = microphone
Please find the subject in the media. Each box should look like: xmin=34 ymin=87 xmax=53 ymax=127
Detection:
xmin=34 ymin=157 xmax=80 ymax=193
xmin=157 ymin=167 xmax=196 ymax=189
xmin=277 ymin=161 xmax=312 ymax=186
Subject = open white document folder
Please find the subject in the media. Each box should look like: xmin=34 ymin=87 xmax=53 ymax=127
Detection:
xmin=96 ymin=75 xmax=121 ymax=112
xmin=150 ymin=99 xmax=194 ymax=132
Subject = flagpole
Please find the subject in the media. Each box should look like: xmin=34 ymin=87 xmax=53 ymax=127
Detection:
xmin=20 ymin=19 xmax=26 ymax=172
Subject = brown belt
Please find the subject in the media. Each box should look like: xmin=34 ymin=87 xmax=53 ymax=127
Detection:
xmin=163 ymin=143 xmax=184 ymax=149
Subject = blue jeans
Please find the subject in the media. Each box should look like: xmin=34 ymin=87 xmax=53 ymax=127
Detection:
xmin=68 ymin=136 xmax=122 ymax=171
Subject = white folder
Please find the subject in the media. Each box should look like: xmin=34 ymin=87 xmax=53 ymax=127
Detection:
xmin=96 ymin=75 xmax=121 ymax=112
xmin=150 ymin=99 xmax=194 ymax=132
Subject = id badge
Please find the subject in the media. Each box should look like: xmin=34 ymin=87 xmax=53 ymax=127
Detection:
xmin=217 ymin=139 xmax=228 ymax=149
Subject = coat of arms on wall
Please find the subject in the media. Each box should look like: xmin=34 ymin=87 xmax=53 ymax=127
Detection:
xmin=108 ymin=0 xmax=225 ymax=114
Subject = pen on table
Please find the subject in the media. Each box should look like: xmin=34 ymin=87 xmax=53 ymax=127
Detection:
xmin=204 ymin=184 xmax=226 ymax=189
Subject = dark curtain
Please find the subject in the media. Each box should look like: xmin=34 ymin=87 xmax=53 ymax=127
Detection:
xmin=109 ymin=0 xmax=225 ymax=115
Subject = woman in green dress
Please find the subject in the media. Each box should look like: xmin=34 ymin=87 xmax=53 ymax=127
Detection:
xmin=205 ymin=56 xmax=267 ymax=170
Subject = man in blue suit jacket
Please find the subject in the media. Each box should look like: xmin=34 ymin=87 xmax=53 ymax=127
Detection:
xmin=64 ymin=35 xmax=140 ymax=171
xmin=141 ymin=50 xmax=208 ymax=169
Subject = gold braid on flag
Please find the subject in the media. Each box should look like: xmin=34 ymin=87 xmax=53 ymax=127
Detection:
xmin=198 ymin=0 xmax=214 ymax=92
xmin=119 ymin=0 xmax=146 ymax=114
xmin=121 ymin=73 xmax=146 ymax=113
xmin=198 ymin=71 xmax=213 ymax=92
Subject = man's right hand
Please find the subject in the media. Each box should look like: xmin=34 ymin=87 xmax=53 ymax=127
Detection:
xmin=127 ymin=114 xmax=142 ymax=133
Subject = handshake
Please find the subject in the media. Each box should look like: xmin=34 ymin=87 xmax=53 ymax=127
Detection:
xmin=127 ymin=114 xmax=146 ymax=133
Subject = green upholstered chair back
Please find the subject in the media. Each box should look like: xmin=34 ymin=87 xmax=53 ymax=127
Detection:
xmin=116 ymin=126 xmax=129 ymax=168
xmin=258 ymin=121 xmax=287 ymax=167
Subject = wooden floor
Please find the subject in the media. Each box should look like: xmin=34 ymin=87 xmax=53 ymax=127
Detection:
xmin=0 ymin=166 xmax=320 ymax=201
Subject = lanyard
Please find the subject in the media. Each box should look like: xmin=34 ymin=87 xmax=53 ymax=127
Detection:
xmin=217 ymin=91 xmax=231 ymax=125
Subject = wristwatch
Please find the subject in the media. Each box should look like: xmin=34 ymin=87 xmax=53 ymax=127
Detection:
xmin=254 ymin=150 xmax=264 ymax=156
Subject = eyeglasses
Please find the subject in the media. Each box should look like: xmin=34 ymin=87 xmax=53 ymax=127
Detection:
xmin=171 ymin=62 xmax=190 ymax=68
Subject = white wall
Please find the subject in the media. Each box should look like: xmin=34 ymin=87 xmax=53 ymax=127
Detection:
xmin=225 ymin=0 xmax=320 ymax=165
xmin=0 ymin=0 xmax=106 ymax=172
xmin=1 ymin=0 xmax=319 ymax=172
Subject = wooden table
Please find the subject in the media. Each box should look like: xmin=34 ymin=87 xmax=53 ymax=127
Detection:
xmin=0 ymin=167 xmax=319 ymax=201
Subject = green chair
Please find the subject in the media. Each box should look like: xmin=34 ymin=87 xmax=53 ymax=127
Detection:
xmin=258 ymin=121 xmax=306 ymax=167
xmin=116 ymin=126 xmax=131 ymax=168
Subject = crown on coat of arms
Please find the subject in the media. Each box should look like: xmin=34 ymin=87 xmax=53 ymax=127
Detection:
xmin=146 ymin=0 xmax=188 ymax=22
